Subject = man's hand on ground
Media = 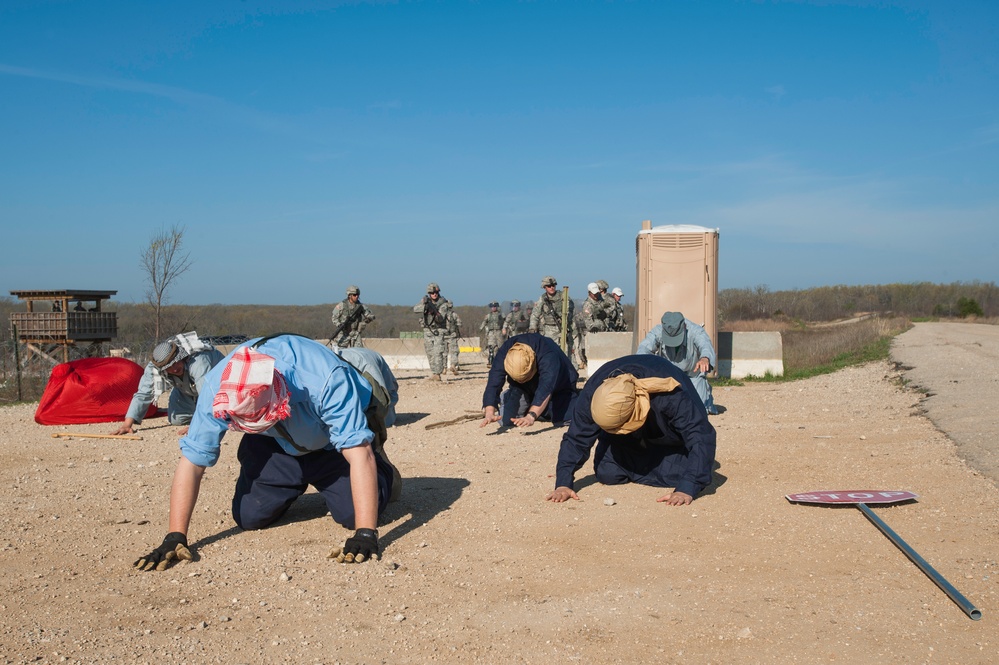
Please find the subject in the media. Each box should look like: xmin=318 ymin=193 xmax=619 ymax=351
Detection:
xmin=545 ymin=486 xmax=579 ymax=503
xmin=656 ymin=491 xmax=693 ymax=506
xmin=480 ymin=407 xmax=501 ymax=428
xmin=330 ymin=528 xmax=380 ymax=563
xmin=134 ymin=532 xmax=192 ymax=571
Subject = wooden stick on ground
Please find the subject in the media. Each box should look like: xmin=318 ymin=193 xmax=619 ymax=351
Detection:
xmin=425 ymin=413 xmax=482 ymax=430
xmin=51 ymin=432 xmax=143 ymax=441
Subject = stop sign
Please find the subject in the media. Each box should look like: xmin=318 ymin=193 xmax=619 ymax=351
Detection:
xmin=786 ymin=490 xmax=918 ymax=505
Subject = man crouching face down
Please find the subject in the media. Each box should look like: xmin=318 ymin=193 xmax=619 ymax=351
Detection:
xmin=546 ymin=354 xmax=716 ymax=506
xmin=134 ymin=335 xmax=401 ymax=571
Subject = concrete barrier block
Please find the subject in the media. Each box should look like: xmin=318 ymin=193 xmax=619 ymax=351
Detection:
xmin=361 ymin=337 xmax=429 ymax=370
xmin=717 ymin=331 xmax=783 ymax=379
xmin=358 ymin=337 xmax=484 ymax=371
xmin=584 ymin=332 xmax=634 ymax=378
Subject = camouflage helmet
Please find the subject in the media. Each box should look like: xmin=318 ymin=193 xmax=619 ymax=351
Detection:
xmin=511 ymin=299 xmax=521 ymax=307
xmin=596 ymin=279 xmax=609 ymax=291
xmin=345 ymin=285 xmax=360 ymax=296
xmin=489 ymin=301 xmax=499 ymax=308
xmin=541 ymin=276 xmax=557 ymax=287
xmin=427 ymin=282 xmax=440 ymax=294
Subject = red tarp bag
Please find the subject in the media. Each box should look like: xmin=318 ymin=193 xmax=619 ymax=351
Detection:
xmin=34 ymin=357 xmax=161 ymax=425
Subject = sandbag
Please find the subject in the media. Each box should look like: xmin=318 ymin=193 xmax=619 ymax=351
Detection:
xmin=34 ymin=357 xmax=160 ymax=425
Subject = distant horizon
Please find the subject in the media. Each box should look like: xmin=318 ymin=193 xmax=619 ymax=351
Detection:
xmin=7 ymin=277 xmax=997 ymax=309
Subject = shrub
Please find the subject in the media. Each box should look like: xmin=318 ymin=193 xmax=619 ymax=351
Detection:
xmin=957 ymin=297 xmax=984 ymax=318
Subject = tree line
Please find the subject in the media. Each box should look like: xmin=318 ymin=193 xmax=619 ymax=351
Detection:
xmin=718 ymin=281 xmax=996 ymax=324
xmin=2 ymin=280 xmax=995 ymax=369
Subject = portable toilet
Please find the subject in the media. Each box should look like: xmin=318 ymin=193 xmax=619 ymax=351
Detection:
xmin=635 ymin=222 xmax=719 ymax=352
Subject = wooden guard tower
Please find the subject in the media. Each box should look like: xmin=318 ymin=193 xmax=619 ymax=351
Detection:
xmin=9 ymin=289 xmax=119 ymax=365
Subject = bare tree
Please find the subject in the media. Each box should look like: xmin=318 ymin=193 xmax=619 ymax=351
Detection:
xmin=141 ymin=225 xmax=192 ymax=341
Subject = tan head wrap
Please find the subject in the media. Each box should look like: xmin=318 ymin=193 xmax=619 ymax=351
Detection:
xmin=590 ymin=373 xmax=682 ymax=434
xmin=504 ymin=343 xmax=537 ymax=382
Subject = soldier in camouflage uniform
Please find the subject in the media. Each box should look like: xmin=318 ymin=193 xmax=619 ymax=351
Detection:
xmin=502 ymin=300 xmax=530 ymax=338
xmin=608 ymin=287 xmax=628 ymax=332
xmin=528 ymin=276 xmax=576 ymax=362
xmin=445 ymin=307 xmax=463 ymax=375
xmin=595 ymin=279 xmax=616 ymax=327
xmin=577 ymin=283 xmax=609 ymax=369
xmin=413 ymin=282 xmax=453 ymax=381
xmin=572 ymin=308 xmax=587 ymax=370
xmin=479 ymin=301 xmax=505 ymax=365
xmin=581 ymin=283 xmax=609 ymax=334
xmin=330 ymin=285 xmax=376 ymax=348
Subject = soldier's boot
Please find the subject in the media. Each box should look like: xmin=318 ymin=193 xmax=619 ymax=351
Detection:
xmin=450 ymin=367 xmax=458 ymax=376
xmin=428 ymin=373 xmax=441 ymax=382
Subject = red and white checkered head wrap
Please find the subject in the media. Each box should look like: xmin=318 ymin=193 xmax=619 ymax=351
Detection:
xmin=212 ymin=347 xmax=291 ymax=433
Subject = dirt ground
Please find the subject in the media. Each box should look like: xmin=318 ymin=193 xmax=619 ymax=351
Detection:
xmin=1 ymin=322 xmax=996 ymax=664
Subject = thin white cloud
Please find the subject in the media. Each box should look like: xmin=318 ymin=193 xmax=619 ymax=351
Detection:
xmin=641 ymin=153 xmax=997 ymax=251
xmin=765 ymin=84 xmax=786 ymax=100
xmin=0 ymin=62 xmax=291 ymax=133
xmin=0 ymin=63 xmax=217 ymax=104
xmin=707 ymin=190 xmax=998 ymax=250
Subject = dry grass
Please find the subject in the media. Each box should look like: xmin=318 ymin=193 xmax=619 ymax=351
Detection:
xmin=781 ymin=315 xmax=911 ymax=377
xmin=721 ymin=318 xmax=800 ymax=333
xmin=718 ymin=315 xmax=912 ymax=381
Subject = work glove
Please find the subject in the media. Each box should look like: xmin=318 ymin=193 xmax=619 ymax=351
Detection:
xmin=329 ymin=528 xmax=380 ymax=564
xmin=134 ymin=532 xmax=193 ymax=571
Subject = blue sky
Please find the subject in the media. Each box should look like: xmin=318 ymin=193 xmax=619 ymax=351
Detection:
xmin=1 ymin=0 xmax=997 ymax=306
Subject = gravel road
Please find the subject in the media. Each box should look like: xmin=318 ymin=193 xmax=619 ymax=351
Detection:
xmin=0 ymin=321 xmax=995 ymax=664
xmin=891 ymin=321 xmax=999 ymax=482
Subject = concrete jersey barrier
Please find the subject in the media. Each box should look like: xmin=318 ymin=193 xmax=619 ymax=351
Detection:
xmin=583 ymin=331 xmax=783 ymax=380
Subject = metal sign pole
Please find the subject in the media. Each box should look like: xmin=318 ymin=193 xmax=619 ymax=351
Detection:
xmin=855 ymin=502 xmax=981 ymax=620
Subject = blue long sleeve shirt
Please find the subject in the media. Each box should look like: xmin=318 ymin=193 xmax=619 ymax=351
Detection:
xmin=554 ymin=355 xmax=716 ymax=497
xmin=179 ymin=336 xmax=375 ymax=468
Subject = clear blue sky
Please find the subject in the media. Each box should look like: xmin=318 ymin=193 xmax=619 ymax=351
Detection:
xmin=2 ymin=0 xmax=997 ymax=306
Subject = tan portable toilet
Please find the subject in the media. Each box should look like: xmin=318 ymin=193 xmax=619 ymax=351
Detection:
xmin=634 ymin=222 xmax=719 ymax=352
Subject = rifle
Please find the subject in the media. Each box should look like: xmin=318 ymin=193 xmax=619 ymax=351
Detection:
xmin=422 ymin=296 xmax=447 ymax=331
xmin=542 ymin=295 xmax=561 ymax=333
xmin=559 ymin=286 xmax=569 ymax=353
xmin=328 ymin=302 xmax=366 ymax=347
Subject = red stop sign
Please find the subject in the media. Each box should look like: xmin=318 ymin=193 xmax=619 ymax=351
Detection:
xmin=786 ymin=490 xmax=918 ymax=505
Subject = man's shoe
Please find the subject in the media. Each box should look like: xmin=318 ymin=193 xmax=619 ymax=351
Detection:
xmin=428 ymin=373 xmax=441 ymax=382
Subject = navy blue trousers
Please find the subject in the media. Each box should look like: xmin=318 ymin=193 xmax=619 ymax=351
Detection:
xmin=232 ymin=434 xmax=394 ymax=531
xmin=499 ymin=385 xmax=577 ymax=427
xmin=593 ymin=440 xmax=693 ymax=488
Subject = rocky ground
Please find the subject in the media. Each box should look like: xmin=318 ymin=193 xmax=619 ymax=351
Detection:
xmin=1 ymin=322 xmax=996 ymax=664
